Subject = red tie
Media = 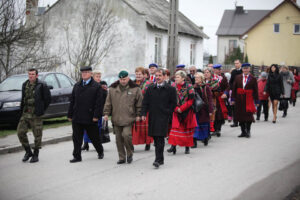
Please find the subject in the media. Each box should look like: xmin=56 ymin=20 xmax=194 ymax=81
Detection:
xmin=151 ymin=75 xmax=154 ymax=81
xmin=244 ymin=75 xmax=248 ymax=84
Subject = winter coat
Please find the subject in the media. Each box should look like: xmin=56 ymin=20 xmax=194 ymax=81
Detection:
xmin=232 ymin=74 xmax=258 ymax=122
xmin=264 ymin=73 xmax=284 ymax=99
xmin=257 ymin=79 xmax=269 ymax=100
xmin=21 ymin=79 xmax=51 ymax=117
xmin=194 ymin=84 xmax=213 ymax=123
xmin=281 ymin=71 xmax=295 ymax=98
xmin=68 ymin=78 xmax=104 ymax=124
xmin=141 ymin=82 xmax=177 ymax=137
xmin=292 ymin=74 xmax=300 ymax=91
xmin=103 ymin=80 xmax=143 ymax=127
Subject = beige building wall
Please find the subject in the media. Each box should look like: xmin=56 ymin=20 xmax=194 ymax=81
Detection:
xmin=244 ymin=2 xmax=300 ymax=66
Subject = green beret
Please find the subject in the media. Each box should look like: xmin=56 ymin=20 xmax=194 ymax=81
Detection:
xmin=119 ymin=70 xmax=129 ymax=78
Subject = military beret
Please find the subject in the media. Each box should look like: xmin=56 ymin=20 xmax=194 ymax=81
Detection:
xmin=176 ymin=64 xmax=185 ymax=68
xmin=213 ymin=64 xmax=222 ymax=69
xmin=149 ymin=63 xmax=158 ymax=68
xmin=118 ymin=70 xmax=129 ymax=78
xmin=242 ymin=63 xmax=251 ymax=68
xmin=80 ymin=66 xmax=92 ymax=71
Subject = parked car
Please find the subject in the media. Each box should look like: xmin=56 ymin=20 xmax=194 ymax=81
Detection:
xmin=0 ymin=72 xmax=76 ymax=125
xmin=102 ymin=74 xmax=136 ymax=87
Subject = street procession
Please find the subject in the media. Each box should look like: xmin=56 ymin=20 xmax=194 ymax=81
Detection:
xmin=0 ymin=0 xmax=300 ymax=199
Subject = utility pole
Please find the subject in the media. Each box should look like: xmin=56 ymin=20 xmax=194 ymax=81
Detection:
xmin=167 ymin=0 xmax=179 ymax=76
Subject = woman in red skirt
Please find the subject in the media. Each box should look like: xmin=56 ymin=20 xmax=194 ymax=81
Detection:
xmin=132 ymin=67 xmax=153 ymax=150
xmin=167 ymin=70 xmax=197 ymax=154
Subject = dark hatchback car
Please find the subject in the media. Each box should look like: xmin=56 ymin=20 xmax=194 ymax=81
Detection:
xmin=0 ymin=72 xmax=76 ymax=125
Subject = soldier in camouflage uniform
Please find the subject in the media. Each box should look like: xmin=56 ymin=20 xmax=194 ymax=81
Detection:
xmin=17 ymin=68 xmax=51 ymax=163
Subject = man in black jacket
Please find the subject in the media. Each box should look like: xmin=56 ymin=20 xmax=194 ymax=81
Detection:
xmin=68 ymin=66 xmax=104 ymax=163
xmin=229 ymin=59 xmax=243 ymax=127
xmin=17 ymin=68 xmax=51 ymax=163
xmin=141 ymin=69 xmax=177 ymax=168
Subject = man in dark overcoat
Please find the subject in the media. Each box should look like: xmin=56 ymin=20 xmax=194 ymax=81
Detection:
xmin=68 ymin=66 xmax=104 ymax=163
xmin=232 ymin=63 xmax=259 ymax=138
xmin=141 ymin=69 xmax=177 ymax=168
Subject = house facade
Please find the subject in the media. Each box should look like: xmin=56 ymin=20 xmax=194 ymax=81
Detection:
xmin=33 ymin=0 xmax=208 ymax=77
xmin=242 ymin=0 xmax=300 ymax=67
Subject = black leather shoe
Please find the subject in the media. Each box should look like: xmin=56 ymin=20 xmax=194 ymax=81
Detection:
xmin=203 ymin=138 xmax=209 ymax=146
xmin=117 ymin=160 xmax=126 ymax=164
xmin=153 ymin=162 xmax=160 ymax=168
xmin=185 ymin=147 xmax=190 ymax=154
xmin=167 ymin=145 xmax=176 ymax=154
xmin=127 ymin=155 xmax=133 ymax=164
xmin=145 ymin=144 xmax=150 ymax=151
xmin=238 ymin=134 xmax=246 ymax=138
xmin=98 ymin=153 xmax=104 ymax=159
xmin=81 ymin=142 xmax=89 ymax=151
xmin=70 ymin=157 xmax=82 ymax=163
xmin=230 ymin=124 xmax=238 ymax=127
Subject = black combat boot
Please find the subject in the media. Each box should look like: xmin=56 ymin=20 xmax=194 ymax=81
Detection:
xmin=22 ymin=146 xmax=33 ymax=162
xmin=167 ymin=145 xmax=176 ymax=154
xmin=185 ymin=147 xmax=190 ymax=154
xmin=30 ymin=149 xmax=39 ymax=163
xmin=238 ymin=123 xmax=247 ymax=138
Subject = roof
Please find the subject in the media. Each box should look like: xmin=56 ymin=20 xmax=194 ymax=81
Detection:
xmin=122 ymin=0 xmax=209 ymax=39
xmin=242 ymin=0 xmax=300 ymax=36
xmin=216 ymin=9 xmax=270 ymax=36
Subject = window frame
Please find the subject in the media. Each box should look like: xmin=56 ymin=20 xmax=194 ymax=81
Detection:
xmin=154 ymin=36 xmax=162 ymax=65
xmin=190 ymin=43 xmax=196 ymax=65
xmin=274 ymin=23 xmax=280 ymax=33
xmin=294 ymin=24 xmax=300 ymax=34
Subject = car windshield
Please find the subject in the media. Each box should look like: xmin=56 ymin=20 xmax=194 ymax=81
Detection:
xmin=0 ymin=74 xmax=43 ymax=92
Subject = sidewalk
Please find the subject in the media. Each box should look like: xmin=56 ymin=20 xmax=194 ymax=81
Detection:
xmin=0 ymin=122 xmax=113 ymax=155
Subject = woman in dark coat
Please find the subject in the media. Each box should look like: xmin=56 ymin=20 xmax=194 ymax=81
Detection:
xmin=264 ymin=64 xmax=284 ymax=123
xmin=167 ymin=70 xmax=197 ymax=154
xmin=192 ymin=72 xmax=213 ymax=148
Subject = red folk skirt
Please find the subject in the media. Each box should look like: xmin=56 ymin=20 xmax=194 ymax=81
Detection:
xmin=132 ymin=114 xmax=153 ymax=145
xmin=168 ymin=110 xmax=196 ymax=147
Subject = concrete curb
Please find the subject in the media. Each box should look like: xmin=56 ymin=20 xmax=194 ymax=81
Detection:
xmin=0 ymin=128 xmax=113 ymax=155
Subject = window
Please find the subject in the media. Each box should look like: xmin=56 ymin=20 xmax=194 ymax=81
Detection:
xmin=274 ymin=24 xmax=280 ymax=33
xmin=294 ymin=24 xmax=300 ymax=34
xmin=154 ymin=36 xmax=162 ymax=64
xmin=190 ymin=43 xmax=196 ymax=65
xmin=229 ymin=40 xmax=237 ymax=53
xmin=44 ymin=74 xmax=59 ymax=89
xmin=56 ymin=73 xmax=72 ymax=88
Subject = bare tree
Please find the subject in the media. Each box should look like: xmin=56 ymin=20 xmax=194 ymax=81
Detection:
xmin=64 ymin=1 xmax=117 ymax=80
xmin=0 ymin=0 xmax=61 ymax=82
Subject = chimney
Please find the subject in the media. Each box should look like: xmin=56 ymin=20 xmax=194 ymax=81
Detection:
xmin=235 ymin=6 xmax=244 ymax=14
xmin=291 ymin=0 xmax=297 ymax=3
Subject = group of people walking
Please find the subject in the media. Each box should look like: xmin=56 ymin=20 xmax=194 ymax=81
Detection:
xmin=16 ymin=60 xmax=299 ymax=169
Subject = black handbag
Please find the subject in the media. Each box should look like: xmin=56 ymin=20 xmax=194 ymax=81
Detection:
xmin=279 ymin=99 xmax=288 ymax=111
xmin=100 ymin=120 xmax=110 ymax=143
xmin=192 ymin=92 xmax=205 ymax=113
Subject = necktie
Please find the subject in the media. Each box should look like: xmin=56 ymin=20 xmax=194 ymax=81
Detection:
xmin=151 ymin=76 xmax=154 ymax=81
xmin=244 ymin=75 xmax=248 ymax=84
xmin=83 ymin=81 xmax=86 ymax=86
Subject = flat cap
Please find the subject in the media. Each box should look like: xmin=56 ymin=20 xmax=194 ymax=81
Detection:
xmin=242 ymin=63 xmax=251 ymax=68
xmin=80 ymin=66 xmax=92 ymax=71
xmin=176 ymin=64 xmax=185 ymax=68
xmin=149 ymin=63 xmax=158 ymax=68
xmin=213 ymin=64 xmax=222 ymax=69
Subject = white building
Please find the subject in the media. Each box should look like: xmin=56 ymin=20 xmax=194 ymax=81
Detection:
xmin=34 ymin=0 xmax=208 ymax=76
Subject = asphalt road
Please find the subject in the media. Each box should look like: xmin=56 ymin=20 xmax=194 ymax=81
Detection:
xmin=0 ymin=104 xmax=300 ymax=200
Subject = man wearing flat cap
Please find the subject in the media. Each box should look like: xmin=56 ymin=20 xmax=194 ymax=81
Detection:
xmin=149 ymin=63 xmax=158 ymax=82
xmin=68 ymin=66 xmax=105 ymax=163
xmin=103 ymin=70 xmax=143 ymax=164
xmin=232 ymin=63 xmax=259 ymax=138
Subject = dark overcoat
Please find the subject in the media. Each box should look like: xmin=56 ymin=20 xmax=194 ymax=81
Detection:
xmin=141 ymin=83 xmax=177 ymax=137
xmin=232 ymin=74 xmax=258 ymax=122
xmin=214 ymin=75 xmax=229 ymax=121
xmin=68 ymin=78 xmax=104 ymax=124
xmin=194 ymin=85 xmax=213 ymax=123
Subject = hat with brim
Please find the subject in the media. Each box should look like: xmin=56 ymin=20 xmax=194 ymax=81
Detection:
xmin=242 ymin=63 xmax=251 ymax=68
xmin=176 ymin=64 xmax=185 ymax=68
xmin=213 ymin=64 xmax=222 ymax=69
xmin=119 ymin=70 xmax=129 ymax=78
xmin=80 ymin=66 xmax=92 ymax=72
xmin=149 ymin=63 xmax=158 ymax=68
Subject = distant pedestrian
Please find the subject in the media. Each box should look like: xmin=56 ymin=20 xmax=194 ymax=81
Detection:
xmin=232 ymin=63 xmax=259 ymax=138
xmin=187 ymin=66 xmax=197 ymax=85
xmin=149 ymin=63 xmax=158 ymax=82
xmin=264 ymin=64 xmax=284 ymax=123
xmin=291 ymin=68 xmax=300 ymax=106
xmin=257 ymin=72 xmax=269 ymax=121
xmin=68 ymin=66 xmax=104 ymax=163
xmin=280 ymin=66 xmax=294 ymax=117
xmin=103 ymin=70 xmax=143 ymax=164
xmin=167 ymin=70 xmax=197 ymax=155
xmin=17 ymin=68 xmax=51 ymax=163
xmin=142 ymin=69 xmax=177 ymax=168
xmin=192 ymin=72 xmax=213 ymax=148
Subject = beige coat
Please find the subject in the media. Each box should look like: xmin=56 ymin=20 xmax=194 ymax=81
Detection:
xmin=103 ymin=80 xmax=143 ymax=126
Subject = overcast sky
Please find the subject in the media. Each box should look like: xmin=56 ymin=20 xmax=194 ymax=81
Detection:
xmin=39 ymin=0 xmax=299 ymax=55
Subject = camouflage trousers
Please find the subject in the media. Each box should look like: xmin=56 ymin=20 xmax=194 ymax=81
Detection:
xmin=17 ymin=115 xmax=43 ymax=149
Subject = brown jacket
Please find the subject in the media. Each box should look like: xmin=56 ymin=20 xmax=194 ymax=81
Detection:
xmin=103 ymin=80 xmax=143 ymax=126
